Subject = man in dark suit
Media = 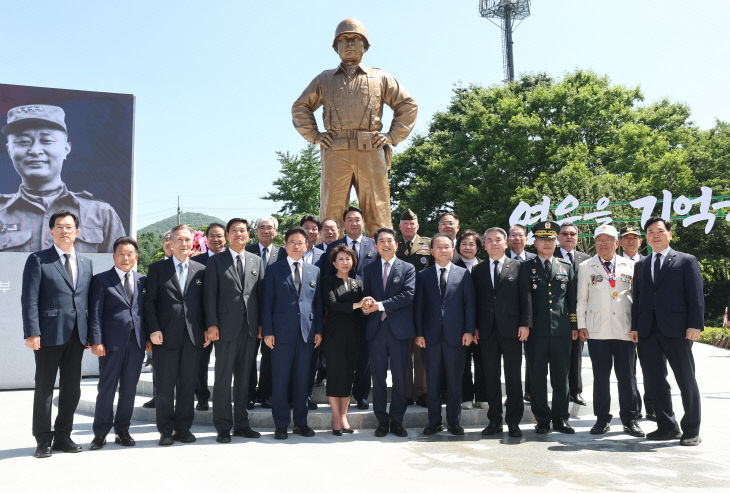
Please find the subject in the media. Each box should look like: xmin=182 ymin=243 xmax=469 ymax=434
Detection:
xmin=619 ymin=224 xmax=655 ymax=421
xmin=204 ymin=218 xmax=263 ymax=443
xmin=326 ymin=206 xmax=378 ymax=409
xmin=415 ymin=233 xmax=475 ymax=436
xmin=632 ymin=217 xmax=704 ymax=446
xmin=22 ymin=210 xmax=93 ymax=458
xmin=89 ymin=236 xmax=147 ymax=450
xmin=526 ymin=221 xmax=578 ymax=434
xmin=191 ymin=222 xmax=226 ymax=411
xmin=315 ymin=217 xmax=340 ymax=253
xmin=144 ymin=224 xmax=206 ymax=446
xmin=473 ymin=227 xmax=531 ymax=438
xmin=362 ymin=227 xmax=416 ymax=437
xmin=246 ymin=215 xmax=281 ymax=409
xmin=261 ymin=226 xmax=323 ymax=439
xmin=555 ymin=222 xmax=590 ymax=406
xmin=437 ymin=212 xmax=462 ymax=264
xmin=507 ymin=224 xmax=537 ymax=262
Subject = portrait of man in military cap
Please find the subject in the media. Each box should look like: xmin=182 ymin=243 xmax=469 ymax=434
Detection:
xmin=1 ymin=103 xmax=126 ymax=252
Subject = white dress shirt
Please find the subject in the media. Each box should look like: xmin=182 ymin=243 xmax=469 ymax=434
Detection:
xmin=651 ymin=247 xmax=671 ymax=280
xmin=489 ymin=255 xmax=506 ymax=286
xmin=377 ymin=256 xmax=397 ymax=311
xmin=509 ymin=250 xmax=526 ymax=261
xmin=229 ymin=246 xmax=245 ymax=269
xmin=434 ymin=261 xmax=452 ymax=285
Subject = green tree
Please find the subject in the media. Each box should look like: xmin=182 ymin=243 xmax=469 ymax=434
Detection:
xmin=261 ymin=143 xmax=321 ymax=217
xmin=137 ymin=231 xmax=162 ymax=274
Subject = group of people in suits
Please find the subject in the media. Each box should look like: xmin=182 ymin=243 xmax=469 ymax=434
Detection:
xmin=21 ymin=205 xmax=705 ymax=457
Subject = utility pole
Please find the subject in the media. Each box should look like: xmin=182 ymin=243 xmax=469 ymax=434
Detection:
xmin=177 ymin=196 xmax=182 ymax=225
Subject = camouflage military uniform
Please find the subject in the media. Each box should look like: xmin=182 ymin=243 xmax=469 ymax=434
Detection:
xmin=0 ymin=184 xmax=125 ymax=252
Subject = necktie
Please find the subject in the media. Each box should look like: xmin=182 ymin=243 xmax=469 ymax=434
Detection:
xmin=63 ymin=253 xmax=74 ymax=288
xmin=439 ymin=267 xmax=447 ymax=298
xmin=653 ymin=253 xmax=662 ymax=283
xmin=544 ymin=259 xmax=551 ymax=274
xmin=381 ymin=261 xmax=390 ymax=321
xmin=293 ymin=262 xmax=301 ymax=294
xmin=567 ymin=252 xmax=574 ymax=264
xmin=405 ymin=240 xmax=413 ymax=256
xmin=178 ymin=262 xmax=187 ymax=294
xmin=604 ymin=260 xmax=612 ymax=271
xmin=262 ymin=247 xmax=268 ymax=270
xmin=124 ymin=272 xmax=133 ymax=302
xmin=237 ymin=254 xmax=245 ymax=285
xmin=493 ymin=259 xmax=500 ymax=288
xmin=352 ymin=240 xmax=359 ymax=259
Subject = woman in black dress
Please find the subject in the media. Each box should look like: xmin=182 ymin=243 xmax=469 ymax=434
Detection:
xmin=322 ymin=244 xmax=367 ymax=435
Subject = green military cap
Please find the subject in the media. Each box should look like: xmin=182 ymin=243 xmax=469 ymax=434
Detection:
xmin=619 ymin=225 xmax=642 ymax=237
xmin=400 ymin=208 xmax=418 ymax=221
xmin=531 ymin=220 xmax=559 ymax=238
xmin=2 ymin=104 xmax=67 ymax=135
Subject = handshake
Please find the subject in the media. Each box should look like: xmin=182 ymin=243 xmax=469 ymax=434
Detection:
xmin=356 ymin=296 xmax=379 ymax=315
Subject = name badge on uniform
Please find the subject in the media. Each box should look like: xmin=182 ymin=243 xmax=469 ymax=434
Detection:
xmin=0 ymin=223 xmax=19 ymax=233
xmin=392 ymin=276 xmax=401 ymax=284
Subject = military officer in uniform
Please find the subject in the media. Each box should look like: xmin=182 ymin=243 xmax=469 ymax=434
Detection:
xmin=524 ymin=221 xmax=578 ymax=434
xmin=292 ymin=18 xmax=418 ymax=233
xmin=396 ymin=208 xmax=432 ymax=407
xmin=1 ymin=104 xmax=125 ymax=252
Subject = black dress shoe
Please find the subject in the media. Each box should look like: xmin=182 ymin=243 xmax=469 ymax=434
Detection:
xmin=274 ymin=428 xmax=288 ymax=440
xmin=89 ymin=436 xmax=106 ymax=450
xmin=680 ymin=434 xmax=702 ymax=446
xmin=196 ymin=401 xmax=209 ymax=411
xmin=447 ymin=424 xmax=465 ymax=436
xmin=52 ymin=437 xmax=82 ymax=453
xmin=422 ymin=424 xmax=443 ymax=435
xmin=374 ymin=422 xmax=389 ymax=437
xmin=34 ymin=442 xmax=52 ymax=458
xmin=115 ymin=431 xmax=136 ymax=446
xmin=645 ymin=411 xmax=657 ymax=422
xmin=307 ymin=397 xmax=318 ymax=410
xmin=342 ymin=427 xmax=354 ymax=434
xmin=590 ymin=419 xmax=611 ymax=435
xmin=142 ymin=398 xmax=156 ymax=409
xmin=482 ymin=420 xmax=503 ymax=436
xmin=552 ymin=419 xmax=575 ymax=434
xmin=293 ymin=425 xmax=315 ymax=437
xmin=523 ymin=392 xmax=532 ymax=403
xmin=159 ymin=434 xmax=174 ymax=446
xmin=233 ymin=427 xmax=261 ymax=439
xmin=569 ymin=394 xmax=586 ymax=406
xmin=332 ymin=429 xmax=343 ymax=436
xmin=508 ymin=425 xmax=522 ymax=438
xmin=390 ymin=422 xmax=408 ymax=437
xmin=535 ymin=422 xmax=550 ymax=434
xmin=646 ymin=429 xmax=681 ymax=441
xmin=622 ymin=420 xmax=645 ymax=437
xmin=356 ymin=398 xmax=369 ymax=410
xmin=247 ymin=400 xmax=255 ymax=410
xmin=172 ymin=431 xmax=196 ymax=443
xmin=216 ymin=431 xmax=231 ymax=443
xmin=260 ymin=398 xmax=272 ymax=409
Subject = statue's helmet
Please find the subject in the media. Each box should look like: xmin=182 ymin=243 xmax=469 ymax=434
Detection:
xmin=332 ymin=18 xmax=370 ymax=52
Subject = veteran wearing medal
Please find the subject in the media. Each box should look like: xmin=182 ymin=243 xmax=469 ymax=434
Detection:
xmin=1 ymin=104 xmax=125 ymax=252
xmin=576 ymin=225 xmax=643 ymax=437
xmin=396 ymin=208 xmax=432 ymax=407
xmin=524 ymin=221 xmax=578 ymax=434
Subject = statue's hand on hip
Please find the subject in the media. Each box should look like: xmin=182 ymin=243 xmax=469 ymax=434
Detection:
xmin=315 ymin=131 xmax=334 ymax=149
xmin=372 ymin=132 xmax=392 ymax=150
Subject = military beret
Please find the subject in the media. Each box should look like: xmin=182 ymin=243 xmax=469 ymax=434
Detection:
xmin=2 ymin=104 xmax=67 ymax=136
xmin=619 ymin=225 xmax=642 ymax=237
xmin=531 ymin=220 xmax=559 ymax=238
xmin=400 ymin=208 xmax=418 ymax=221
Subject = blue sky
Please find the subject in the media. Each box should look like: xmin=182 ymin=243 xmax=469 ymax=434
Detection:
xmin=2 ymin=0 xmax=728 ymax=230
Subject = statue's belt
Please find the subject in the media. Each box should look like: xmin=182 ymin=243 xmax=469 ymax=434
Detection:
xmin=328 ymin=130 xmax=378 ymax=151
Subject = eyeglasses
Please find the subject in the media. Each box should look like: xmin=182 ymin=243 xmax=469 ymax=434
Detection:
xmin=53 ymin=226 xmax=76 ymax=232
xmin=257 ymin=225 xmax=275 ymax=231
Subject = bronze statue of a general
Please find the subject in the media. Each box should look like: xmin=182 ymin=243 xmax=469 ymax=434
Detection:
xmin=292 ymin=18 xmax=417 ymax=234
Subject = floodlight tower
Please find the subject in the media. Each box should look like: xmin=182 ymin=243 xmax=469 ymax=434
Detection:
xmin=479 ymin=0 xmax=531 ymax=82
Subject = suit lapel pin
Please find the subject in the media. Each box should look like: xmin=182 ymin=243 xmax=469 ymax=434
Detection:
xmin=142 ymin=288 xmax=147 ymax=294
xmin=392 ymin=276 xmax=401 ymax=284
xmin=251 ymin=270 xmax=258 ymax=276
xmin=195 ymin=279 xmax=202 ymax=285
xmin=309 ymin=280 xmax=316 ymax=287
xmin=596 ymin=275 xmax=603 ymax=282
xmin=366 ymin=252 xmax=373 ymax=258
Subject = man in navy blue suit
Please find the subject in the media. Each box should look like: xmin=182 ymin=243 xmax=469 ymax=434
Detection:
xmin=362 ymin=227 xmax=415 ymax=437
xmin=22 ymin=210 xmax=93 ymax=458
xmin=88 ymin=237 xmax=147 ymax=450
xmin=632 ymin=217 xmax=704 ymax=446
xmin=144 ymin=224 xmax=207 ymax=446
xmin=326 ymin=206 xmax=378 ymax=409
xmin=414 ymin=233 xmax=475 ymax=436
xmin=262 ymin=226 xmax=323 ymax=439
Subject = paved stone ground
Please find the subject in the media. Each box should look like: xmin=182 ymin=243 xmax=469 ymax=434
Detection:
xmin=1 ymin=343 xmax=728 ymax=492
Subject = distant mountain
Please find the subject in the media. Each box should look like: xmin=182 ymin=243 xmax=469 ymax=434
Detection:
xmin=139 ymin=212 xmax=226 ymax=234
